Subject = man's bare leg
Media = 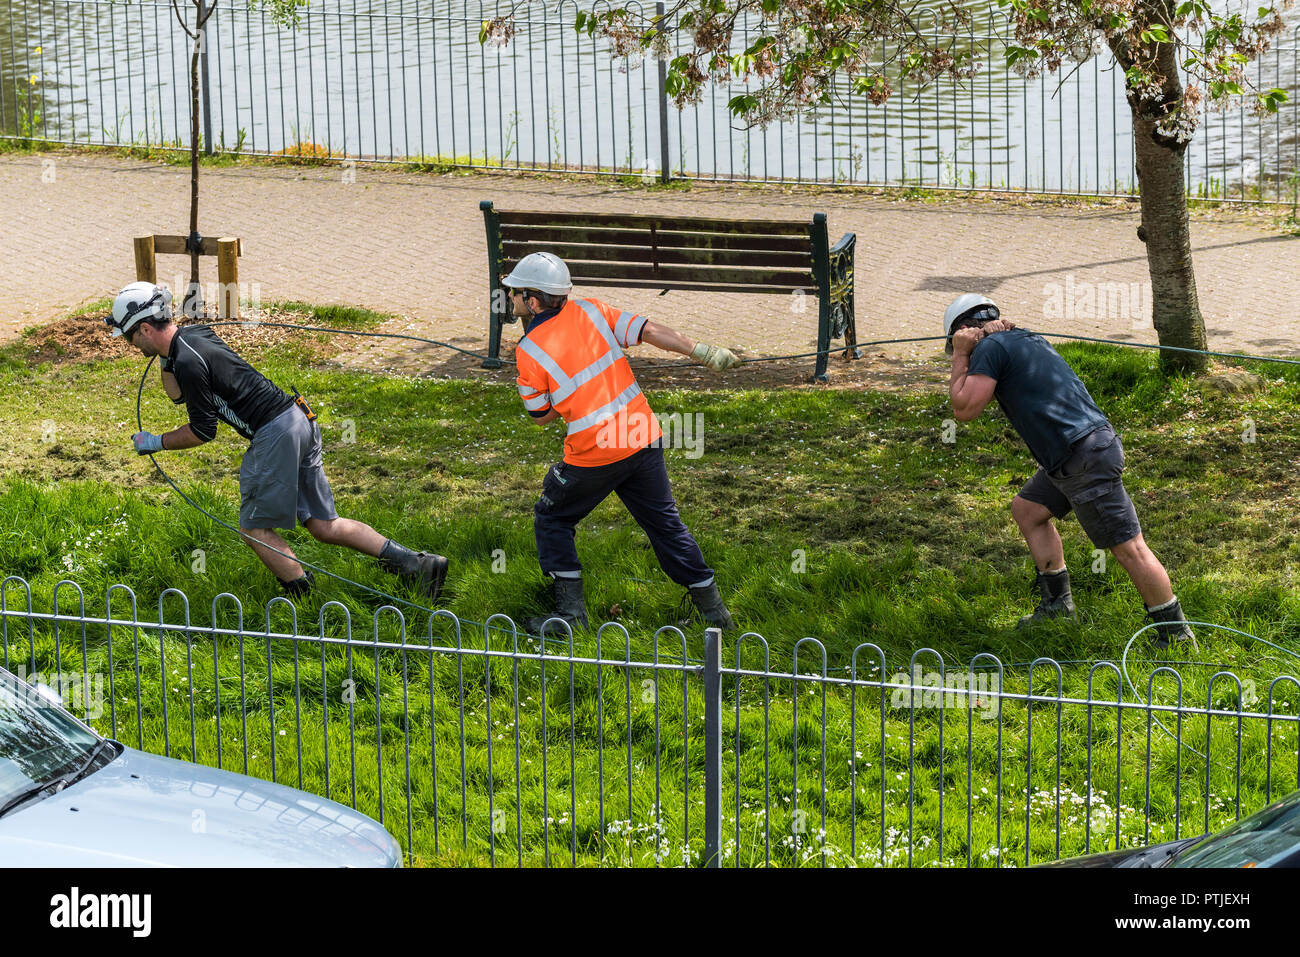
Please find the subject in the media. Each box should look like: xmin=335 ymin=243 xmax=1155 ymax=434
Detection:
xmin=240 ymin=526 xmax=305 ymax=581
xmin=304 ymin=516 xmax=449 ymax=599
xmin=302 ymin=516 xmax=386 ymax=556
xmin=1109 ymin=533 xmax=1175 ymax=608
xmin=1012 ymin=496 xmax=1065 ymax=572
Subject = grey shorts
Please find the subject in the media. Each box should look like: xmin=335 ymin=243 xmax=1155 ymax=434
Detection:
xmin=1017 ymin=426 xmax=1142 ymax=550
xmin=239 ymin=405 xmax=339 ymax=530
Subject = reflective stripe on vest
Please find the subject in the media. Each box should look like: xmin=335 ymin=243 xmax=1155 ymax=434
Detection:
xmin=613 ymin=310 xmax=638 ymax=345
xmin=567 ymin=381 xmax=644 ymax=436
xmin=517 ymin=382 xmax=551 ymax=411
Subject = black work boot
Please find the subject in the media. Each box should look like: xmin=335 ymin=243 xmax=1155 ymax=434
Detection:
xmin=1016 ymin=568 xmax=1076 ymax=628
xmin=377 ymin=539 xmax=449 ymax=601
xmin=1146 ymin=597 xmax=1196 ymax=650
xmin=525 ymin=576 xmax=589 ymax=636
xmin=278 ymin=568 xmax=315 ymax=597
xmin=687 ymin=581 xmax=736 ymax=632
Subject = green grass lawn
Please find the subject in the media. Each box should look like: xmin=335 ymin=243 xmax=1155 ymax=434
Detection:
xmin=1 ymin=305 xmax=1298 ymax=866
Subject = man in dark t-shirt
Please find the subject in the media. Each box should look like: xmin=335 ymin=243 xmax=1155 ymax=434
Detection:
xmin=943 ymin=293 xmax=1193 ymax=648
xmin=108 ymin=282 xmax=448 ymax=600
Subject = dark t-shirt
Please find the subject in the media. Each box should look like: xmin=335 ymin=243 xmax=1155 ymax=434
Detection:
xmin=164 ymin=325 xmax=294 ymax=441
xmin=967 ymin=328 xmax=1110 ymax=471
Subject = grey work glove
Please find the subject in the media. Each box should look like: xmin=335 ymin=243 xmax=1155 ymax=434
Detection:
xmin=132 ymin=431 xmax=164 ymax=455
xmin=691 ymin=342 xmax=740 ymax=371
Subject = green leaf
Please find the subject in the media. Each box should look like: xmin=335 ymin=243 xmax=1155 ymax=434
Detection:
xmin=1140 ymin=23 xmax=1172 ymax=44
xmin=1259 ymin=88 xmax=1288 ymax=112
xmin=478 ymin=19 xmax=490 ymax=46
xmin=727 ymin=93 xmax=759 ymax=117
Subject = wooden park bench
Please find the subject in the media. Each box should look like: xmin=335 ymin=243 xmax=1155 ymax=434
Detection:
xmin=479 ymin=201 xmax=860 ymax=381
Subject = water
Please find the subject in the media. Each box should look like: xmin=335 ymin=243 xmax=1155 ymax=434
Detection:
xmin=1 ymin=0 xmax=1297 ymax=198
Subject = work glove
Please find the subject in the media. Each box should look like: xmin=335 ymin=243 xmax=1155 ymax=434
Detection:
xmin=691 ymin=342 xmax=740 ymax=371
xmin=132 ymin=431 xmax=163 ymax=455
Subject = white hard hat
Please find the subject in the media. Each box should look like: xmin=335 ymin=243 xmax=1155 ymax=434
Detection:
xmin=501 ymin=252 xmax=572 ymax=296
xmin=943 ymin=294 xmax=999 ymax=338
xmin=108 ymin=281 xmax=173 ymax=338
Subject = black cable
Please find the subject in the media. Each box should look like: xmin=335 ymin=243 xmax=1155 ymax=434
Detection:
xmin=135 ymin=355 xmax=699 ymax=657
xmin=136 ymin=317 xmax=1300 ymax=663
xmin=205 ymin=320 xmax=496 ymax=363
xmin=209 ymin=318 xmax=1300 ymax=371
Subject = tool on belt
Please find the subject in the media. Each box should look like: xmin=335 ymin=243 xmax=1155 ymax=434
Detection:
xmin=291 ymin=387 xmax=317 ymax=422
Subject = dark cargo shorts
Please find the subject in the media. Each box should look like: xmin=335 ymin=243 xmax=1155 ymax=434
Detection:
xmin=1017 ymin=425 xmax=1142 ymax=550
xmin=239 ymin=405 xmax=339 ymax=530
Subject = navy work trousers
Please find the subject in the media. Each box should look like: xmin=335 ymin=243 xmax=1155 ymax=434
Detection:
xmin=533 ymin=444 xmax=714 ymax=588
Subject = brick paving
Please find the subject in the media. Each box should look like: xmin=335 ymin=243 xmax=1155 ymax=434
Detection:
xmin=3 ymin=151 xmax=1299 ymax=376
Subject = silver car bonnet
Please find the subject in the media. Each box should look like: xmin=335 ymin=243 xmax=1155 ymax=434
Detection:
xmin=0 ymin=746 xmax=402 ymax=867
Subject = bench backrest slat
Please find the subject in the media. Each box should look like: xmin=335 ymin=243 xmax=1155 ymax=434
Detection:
xmin=502 ymin=241 xmax=812 ymax=271
xmin=496 ymin=210 xmax=809 ymax=234
xmin=504 ymin=259 xmax=815 ymax=290
xmin=499 ymin=224 xmax=811 ymax=253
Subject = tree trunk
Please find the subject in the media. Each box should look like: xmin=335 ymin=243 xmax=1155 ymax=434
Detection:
xmin=184 ymin=21 xmax=204 ymax=318
xmin=1123 ymin=37 xmax=1209 ymax=375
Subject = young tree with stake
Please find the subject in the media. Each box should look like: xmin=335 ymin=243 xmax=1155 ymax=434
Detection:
xmin=168 ymin=0 xmax=306 ymax=317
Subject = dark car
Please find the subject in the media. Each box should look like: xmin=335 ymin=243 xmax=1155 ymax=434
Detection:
xmin=1040 ymin=788 xmax=1300 ymax=868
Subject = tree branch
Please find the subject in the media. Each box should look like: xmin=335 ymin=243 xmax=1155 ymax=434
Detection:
xmin=171 ymin=0 xmax=198 ymax=40
xmin=197 ymin=0 xmax=219 ymax=32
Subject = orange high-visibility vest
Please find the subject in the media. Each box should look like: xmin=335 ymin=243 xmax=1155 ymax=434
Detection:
xmin=515 ymin=297 xmax=662 ymax=467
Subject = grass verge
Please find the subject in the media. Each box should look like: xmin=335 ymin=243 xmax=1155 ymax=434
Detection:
xmin=1 ymin=308 xmax=1298 ymax=866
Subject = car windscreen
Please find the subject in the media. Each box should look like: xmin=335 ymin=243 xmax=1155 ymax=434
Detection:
xmin=1170 ymin=791 xmax=1300 ymax=868
xmin=0 ymin=669 xmax=101 ymax=808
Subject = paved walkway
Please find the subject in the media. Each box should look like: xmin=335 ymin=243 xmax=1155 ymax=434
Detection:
xmin=4 ymin=151 xmax=1299 ymax=374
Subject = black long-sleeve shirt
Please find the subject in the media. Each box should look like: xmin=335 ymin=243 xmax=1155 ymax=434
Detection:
xmin=163 ymin=326 xmax=294 ymax=442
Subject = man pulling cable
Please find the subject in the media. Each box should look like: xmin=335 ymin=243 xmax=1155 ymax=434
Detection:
xmin=944 ymin=293 xmax=1194 ymax=649
xmin=505 ymin=253 xmax=739 ymax=634
xmin=108 ymin=281 xmax=448 ymax=599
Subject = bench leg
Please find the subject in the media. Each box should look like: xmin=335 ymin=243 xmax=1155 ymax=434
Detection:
xmin=483 ymin=310 xmax=504 ymax=370
xmin=842 ymin=307 xmax=862 ymax=361
xmin=809 ymin=300 xmax=831 ymax=383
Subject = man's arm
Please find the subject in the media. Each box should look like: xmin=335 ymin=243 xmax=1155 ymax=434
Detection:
xmin=949 ymin=327 xmax=999 ymax=422
xmin=530 ymin=409 xmax=560 ymax=426
xmin=161 ymin=425 xmax=207 ymax=449
xmin=639 ymin=320 xmax=695 ymax=357
xmin=160 ymin=367 xmax=183 ymax=402
xmin=639 ymin=320 xmax=739 ymax=370
xmin=131 ymin=423 xmax=208 ymax=454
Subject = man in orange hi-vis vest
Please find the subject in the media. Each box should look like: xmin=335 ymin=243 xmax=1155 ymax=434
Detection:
xmin=504 ymin=252 xmax=740 ymax=635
